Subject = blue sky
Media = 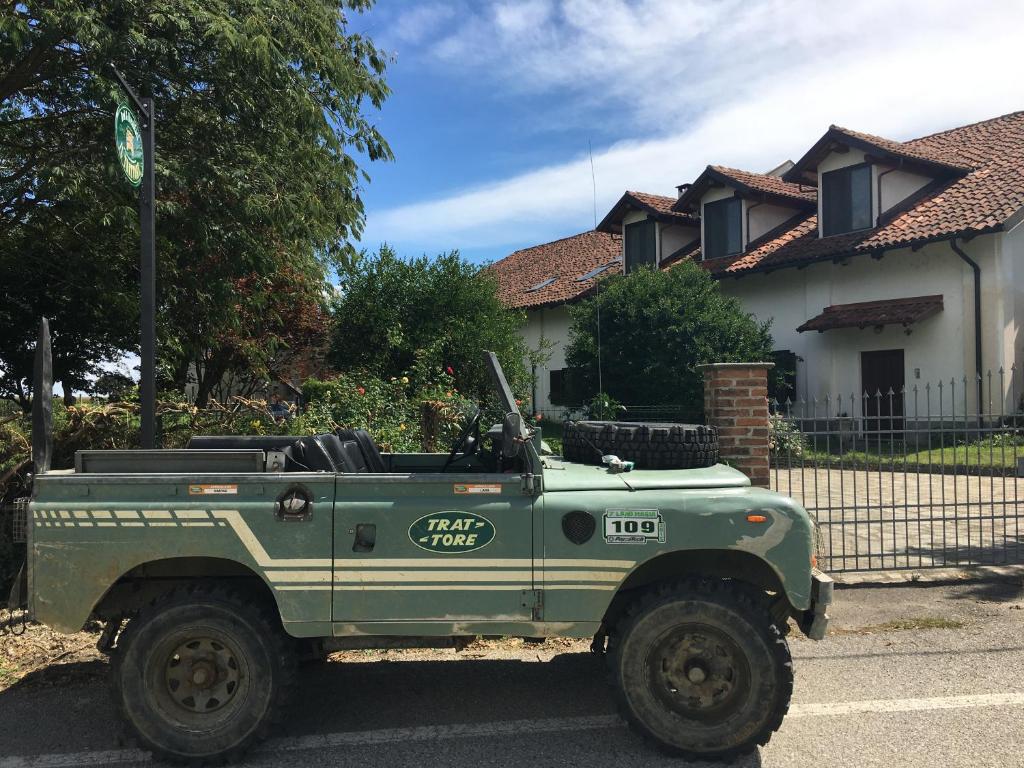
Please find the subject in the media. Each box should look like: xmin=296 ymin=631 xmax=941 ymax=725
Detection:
xmin=352 ymin=0 xmax=1024 ymax=265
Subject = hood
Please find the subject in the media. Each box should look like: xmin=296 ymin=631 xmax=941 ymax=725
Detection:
xmin=541 ymin=458 xmax=751 ymax=492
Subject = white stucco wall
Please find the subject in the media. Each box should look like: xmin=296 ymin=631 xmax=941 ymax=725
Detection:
xmin=520 ymin=304 xmax=574 ymax=412
xmin=659 ymin=222 xmax=699 ymax=262
xmin=747 ymin=201 xmax=798 ymax=243
xmin=720 ymin=233 xmax=1010 ymax=414
xmin=877 ymin=166 xmax=931 ymax=213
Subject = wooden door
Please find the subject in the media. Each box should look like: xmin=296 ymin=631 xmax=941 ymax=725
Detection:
xmin=861 ymin=349 xmax=904 ymax=435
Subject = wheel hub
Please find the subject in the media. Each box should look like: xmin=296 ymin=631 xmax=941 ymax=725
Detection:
xmin=651 ymin=625 xmax=750 ymax=721
xmin=164 ymin=637 xmax=241 ymax=713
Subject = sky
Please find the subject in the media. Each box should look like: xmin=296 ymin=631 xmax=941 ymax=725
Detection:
xmin=351 ymin=0 xmax=1024 ymax=265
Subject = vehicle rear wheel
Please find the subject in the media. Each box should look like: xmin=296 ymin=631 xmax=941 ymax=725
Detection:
xmin=111 ymin=585 xmax=295 ymax=765
xmin=608 ymin=579 xmax=792 ymax=760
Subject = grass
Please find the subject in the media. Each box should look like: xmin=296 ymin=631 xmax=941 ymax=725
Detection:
xmin=799 ymin=443 xmax=1024 ymax=470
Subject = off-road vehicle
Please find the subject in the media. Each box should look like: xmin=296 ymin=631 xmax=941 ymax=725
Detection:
xmin=8 ymin=350 xmax=831 ymax=764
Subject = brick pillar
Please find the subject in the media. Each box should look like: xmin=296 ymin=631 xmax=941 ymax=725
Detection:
xmin=698 ymin=362 xmax=774 ymax=487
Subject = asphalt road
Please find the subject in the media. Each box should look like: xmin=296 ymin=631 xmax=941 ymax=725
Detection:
xmin=1 ymin=580 xmax=1023 ymax=768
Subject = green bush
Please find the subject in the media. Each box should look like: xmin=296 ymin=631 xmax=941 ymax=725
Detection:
xmin=769 ymin=413 xmax=807 ymax=458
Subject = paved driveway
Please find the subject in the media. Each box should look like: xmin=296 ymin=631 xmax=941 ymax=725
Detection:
xmin=1 ymin=581 xmax=1022 ymax=768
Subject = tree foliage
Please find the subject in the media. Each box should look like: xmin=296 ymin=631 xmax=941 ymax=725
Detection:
xmin=328 ymin=246 xmax=532 ymax=404
xmin=564 ymin=262 xmax=774 ymax=411
xmin=0 ymin=1 xmax=391 ymax=407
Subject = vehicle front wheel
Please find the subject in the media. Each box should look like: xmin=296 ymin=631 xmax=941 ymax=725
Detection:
xmin=111 ymin=585 xmax=295 ymax=765
xmin=608 ymin=579 xmax=792 ymax=760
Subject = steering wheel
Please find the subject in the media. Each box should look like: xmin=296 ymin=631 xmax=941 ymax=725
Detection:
xmin=443 ymin=406 xmax=482 ymax=471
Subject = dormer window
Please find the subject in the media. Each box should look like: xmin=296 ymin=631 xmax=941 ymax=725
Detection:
xmin=624 ymin=218 xmax=656 ymax=273
xmin=821 ymin=163 xmax=872 ymax=236
xmin=703 ymin=197 xmax=742 ymax=259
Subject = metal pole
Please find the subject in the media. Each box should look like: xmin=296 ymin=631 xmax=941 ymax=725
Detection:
xmin=139 ymin=97 xmax=156 ymax=448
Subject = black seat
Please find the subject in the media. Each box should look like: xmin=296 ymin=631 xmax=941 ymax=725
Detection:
xmin=335 ymin=428 xmax=387 ymax=473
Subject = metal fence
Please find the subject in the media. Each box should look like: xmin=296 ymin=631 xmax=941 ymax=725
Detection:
xmin=770 ymin=370 xmax=1024 ymax=573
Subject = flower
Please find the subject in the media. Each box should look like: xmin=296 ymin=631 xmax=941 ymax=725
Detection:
xmin=515 ymin=399 xmax=522 ymax=406
xmin=446 ymin=391 xmax=453 ymax=398
xmin=534 ymin=413 xmax=543 ymax=421
xmin=399 ymin=423 xmax=407 ymax=431
xmin=357 ymin=386 xmax=365 ymax=395
xmin=401 ymin=376 xmax=409 ymax=385
xmin=446 ymin=366 xmax=454 ymax=375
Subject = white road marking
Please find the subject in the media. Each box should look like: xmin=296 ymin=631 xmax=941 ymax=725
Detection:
xmin=787 ymin=692 xmax=1024 ymax=717
xmin=3 ymin=693 xmax=1023 ymax=767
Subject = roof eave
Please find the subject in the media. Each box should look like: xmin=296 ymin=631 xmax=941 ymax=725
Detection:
xmin=783 ymin=127 xmax=971 ymax=184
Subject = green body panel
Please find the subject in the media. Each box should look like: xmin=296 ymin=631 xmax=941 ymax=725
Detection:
xmin=331 ymin=473 xmax=533 ymax=628
xmin=30 ymin=472 xmax=336 ymax=634
xmin=28 ymin=459 xmax=817 ymax=639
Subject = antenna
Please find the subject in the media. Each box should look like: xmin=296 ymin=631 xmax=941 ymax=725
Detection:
xmin=589 ymin=137 xmax=603 ymax=397
xmin=588 ymin=138 xmax=597 ymax=229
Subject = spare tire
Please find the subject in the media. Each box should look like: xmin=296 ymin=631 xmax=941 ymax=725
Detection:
xmin=561 ymin=421 xmax=718 ymax=469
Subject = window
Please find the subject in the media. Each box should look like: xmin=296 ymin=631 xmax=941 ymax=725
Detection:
xmin=769 ymin=350 xmax=798 ymax=405
xmin=821 ymin=163 xmax=872 ymax=236
xmin=703 ymin=197 xmax=742 ymax=259
xmin=549 ymin=369 xmax=566 ymax=405
xmin=624 ymin=219 xmax=657 ymax=273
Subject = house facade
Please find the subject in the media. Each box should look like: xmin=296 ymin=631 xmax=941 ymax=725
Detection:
xmin=491 ymin=111 xmax=1024 ymax=416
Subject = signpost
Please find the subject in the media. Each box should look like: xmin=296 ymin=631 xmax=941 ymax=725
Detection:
xmin=111 ymin=69 xmax=156 ymax=449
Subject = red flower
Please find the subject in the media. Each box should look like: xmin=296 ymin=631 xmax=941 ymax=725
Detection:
xmin=534 ymin=413 xmax=543 ymax=421
xmin=515 ymin=399 xmax=522 ymax=406
xmin=357 ymin=386 xmax=365 ymax=395
xmin=446 ymin=366 xmax=454 ymax=375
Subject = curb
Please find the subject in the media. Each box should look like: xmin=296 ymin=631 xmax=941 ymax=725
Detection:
xmin=833 ymin=564 xmax=1024 ymax=587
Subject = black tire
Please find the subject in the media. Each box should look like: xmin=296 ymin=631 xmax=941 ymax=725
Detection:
xmin=562 ymin=421 xmax=718 ymax=469
xmin=111 ymin=585 xmax=296 ymax=765
xmin=608 ymin=579 xmax=792 ymax=760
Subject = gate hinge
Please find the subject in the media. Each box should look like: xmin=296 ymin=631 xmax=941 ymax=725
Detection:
xmin=520 ymin=588 xmax=543 ymax=620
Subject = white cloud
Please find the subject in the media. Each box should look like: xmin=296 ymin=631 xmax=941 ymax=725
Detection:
xmin=366 ymin=0 xmax=1024 ymax=253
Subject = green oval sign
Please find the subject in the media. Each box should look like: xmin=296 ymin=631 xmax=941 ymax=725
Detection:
xmin=408 ymin=511 xmax=496 ymax=554
xmin=114 ymin=103 xmax=143 ymax=187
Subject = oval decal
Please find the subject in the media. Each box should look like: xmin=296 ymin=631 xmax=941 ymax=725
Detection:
xmin=408 ymin=510 xmax=496 ymax=554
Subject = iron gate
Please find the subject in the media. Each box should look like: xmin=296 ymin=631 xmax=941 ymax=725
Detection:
xmin=770 ymin=370 xmax=1024 ymax=572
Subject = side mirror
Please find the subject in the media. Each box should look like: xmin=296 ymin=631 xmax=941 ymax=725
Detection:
xmin=502 ymin=412 xmax=523 ymax=458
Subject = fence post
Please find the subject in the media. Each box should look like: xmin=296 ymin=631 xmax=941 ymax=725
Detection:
xmin=698 ymin=362 xmax=773 ymax=488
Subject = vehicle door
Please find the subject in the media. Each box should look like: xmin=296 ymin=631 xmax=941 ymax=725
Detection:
xmin=332 ymin=470 xmax=535 ymax=627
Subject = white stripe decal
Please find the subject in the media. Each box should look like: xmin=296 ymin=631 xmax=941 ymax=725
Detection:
xmin=332 ymin=558 xmax=635 ymax=569
xmin=267 ymin=571 xmax=333 ymax=583
xmin=211 ymin=510 xmax=331 ymax=567
xmin=333 ymin=584 xmax=529 ymax=591
xmin=335 ymin=570 xmax=624 ymax=584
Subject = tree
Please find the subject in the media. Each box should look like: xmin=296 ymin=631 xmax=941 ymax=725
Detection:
xmin=328 ymin=246 xmax=533 ymax=403
xmin=564 ymin=262 xmax=774 ymax=413
xmin=0 ymin=1 xmax=391 ymax=408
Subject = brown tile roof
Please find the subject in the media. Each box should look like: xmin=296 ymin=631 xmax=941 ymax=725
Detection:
xmin=796 ymin=295 xmax=943 ymax=333
xmin=597 ymin=190 xmax=699 ymax=232
xmin=490 ymin=230 xmax=622 ymax=309
xmin=784 ymin=124 xmax=974 ymax=185
xmin=675 ymin=165 xmax=816 ymax=211
xmin=706 ymin=111 xmax=1024 ymax=277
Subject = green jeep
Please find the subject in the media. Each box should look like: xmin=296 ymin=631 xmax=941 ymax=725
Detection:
xmin=10 ymin=352 xmax=831 ymax=763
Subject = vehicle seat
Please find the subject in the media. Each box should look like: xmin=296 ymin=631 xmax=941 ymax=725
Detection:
xmin=290 ymin=435 xmax=340 ymax=472
xmin=335 ymin=428 xmax=387 ymax=473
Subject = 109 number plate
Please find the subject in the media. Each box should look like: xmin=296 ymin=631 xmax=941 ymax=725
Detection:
xmin=603 ymin=509 xmax=665 ymax=544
